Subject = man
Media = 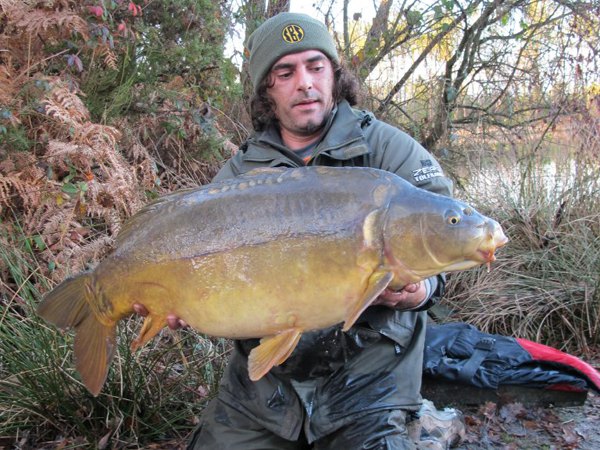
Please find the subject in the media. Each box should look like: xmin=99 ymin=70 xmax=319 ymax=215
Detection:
xmin=186 ymin=12 xmax=453 ymax=449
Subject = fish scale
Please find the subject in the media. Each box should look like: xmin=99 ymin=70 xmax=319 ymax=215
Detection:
xmin=118 ymin=168 xmax=383 ymax=261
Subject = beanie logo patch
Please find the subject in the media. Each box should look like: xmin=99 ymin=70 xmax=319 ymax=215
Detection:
xmin=282 ymin=24 xmax=304 ymax=43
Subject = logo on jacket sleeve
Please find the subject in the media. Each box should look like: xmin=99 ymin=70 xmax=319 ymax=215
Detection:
xmin=412 ymin=159 xmax=442 ymax=183
xmin=282 ymin=25 xmax=304 ymax=43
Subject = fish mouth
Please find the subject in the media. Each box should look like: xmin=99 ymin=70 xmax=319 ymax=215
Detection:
xmin=475 ymin=225 xmax=509 ymax=264
xmin=477 ymin=248 xmax=497 ymax=263
xmin=438 ymin=236 xmax=507 ymax=273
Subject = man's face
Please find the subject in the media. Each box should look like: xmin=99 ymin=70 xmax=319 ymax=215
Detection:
xmin=266 ymin=50 xmax=335 ymax=140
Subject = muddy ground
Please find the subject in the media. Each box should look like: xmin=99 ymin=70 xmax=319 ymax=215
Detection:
xmin=451 ymin=391 xmax=600 ymax=449
xmin=146 ymin=389 xmax=600 ymax=449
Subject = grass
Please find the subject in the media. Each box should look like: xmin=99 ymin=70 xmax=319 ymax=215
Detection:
xmin=0 ymin=226 xmax=231 ymax=448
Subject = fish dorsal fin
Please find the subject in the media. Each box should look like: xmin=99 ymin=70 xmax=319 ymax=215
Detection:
xmin=248 ymin=328 xmax=302 ymax=381
xmin=342 ymin=270 xmax=393 ymax=332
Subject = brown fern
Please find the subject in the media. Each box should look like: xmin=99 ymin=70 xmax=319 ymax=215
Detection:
xmin=0 ymin=153 xmax=46 ymax=220
xmin=100 ymin=44 xmax=119 ymax=71
xmin=1 ymin=0 xmax=226 ymax=291
xmin=43 ymin=85 xmax=90 ymax=126
xmin=0 ymin=64 xmax=18 ymax=108
xmin=46 ymin=140 xmax=94 ymax=166
xmin=75 ymin=122 xmax=122 ymax=148
xmin=10 ymin=8 xmax=89 ymax=41
xmin=127 ymin=143 xmax=160 ymax=189
xmin=55 ymin=234 xmax=114 ymax=275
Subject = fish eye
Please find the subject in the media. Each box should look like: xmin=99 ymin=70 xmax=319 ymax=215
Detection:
xmin=445 ymin=210 xmax=461 ymax=225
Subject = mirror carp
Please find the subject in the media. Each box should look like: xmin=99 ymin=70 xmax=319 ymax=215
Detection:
xmin=38 ymin=166 xmax=508 ymax=396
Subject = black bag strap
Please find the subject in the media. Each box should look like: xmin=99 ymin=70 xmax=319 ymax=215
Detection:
xmin=457 ymin=337 xmax=496 ymax=383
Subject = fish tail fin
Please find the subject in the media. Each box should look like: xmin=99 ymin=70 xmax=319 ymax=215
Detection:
xmin=74 ymin=311 xmax=116 ymax=396
xmin=38 ymin=273 xmax=91 ymax=329
xmin=38 ymin=273 xmax=116 ymax=396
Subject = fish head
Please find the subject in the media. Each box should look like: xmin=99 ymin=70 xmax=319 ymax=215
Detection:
xmin=383 ymin=194 xmax=508 ymax=284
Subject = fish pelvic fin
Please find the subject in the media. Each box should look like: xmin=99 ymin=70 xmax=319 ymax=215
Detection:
xmin=37 ymin=273 xmax=117 ymax=397
xmin=130 ymin=314 xmax=167 ymax=352
xmin=342 ymin=270 xmax=393 ymax=332
xmin=248 ymin=328 xmax=302 ymax=381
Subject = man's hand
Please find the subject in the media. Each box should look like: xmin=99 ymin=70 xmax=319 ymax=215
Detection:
xmin=132 ymin=303 xmax=188 ymax=330
xmin=373 ymin=282 xmax=427 ymax=310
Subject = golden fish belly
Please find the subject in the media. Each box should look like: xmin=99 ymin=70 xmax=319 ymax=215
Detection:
xmin=102 ymin=234 xmax=380 ymax=338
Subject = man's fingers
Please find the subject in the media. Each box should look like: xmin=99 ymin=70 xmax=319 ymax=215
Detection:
xmin=402 ymin=283 xmax=420 ymax=293
xmin=373 ymin=288 xmax=408 ymax=306
xmin=133 ymin=303 xmax=149 ymax=316
xmin=167 ymin=314 xmax=188 ymax=330
xmin=166 ymin=315 xmax=179 ymax=330
xmin=373 ymin=281 xmax=426 ymax=309
xmin=381 ymin=288 xmax=408 ymax=302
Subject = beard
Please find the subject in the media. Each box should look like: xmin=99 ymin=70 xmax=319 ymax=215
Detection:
xmin=284 ymin=98 xmax=334 ymax=137
xmin=295 ymin=114 xmax=329 ymax=135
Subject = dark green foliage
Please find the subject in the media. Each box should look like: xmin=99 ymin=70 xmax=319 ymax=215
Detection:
xmin=79 ymin=0 xmax=233 ymax=123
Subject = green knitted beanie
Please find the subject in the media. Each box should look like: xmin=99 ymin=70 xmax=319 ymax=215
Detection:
xmin=246 ymin=12 xmax=340 ymax=92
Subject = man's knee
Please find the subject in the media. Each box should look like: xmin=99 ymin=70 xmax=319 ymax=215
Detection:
xmin=187 ymin=398 xmax=307 ymax=450
xmin=313 ymin=409 xmax=417 ymax=450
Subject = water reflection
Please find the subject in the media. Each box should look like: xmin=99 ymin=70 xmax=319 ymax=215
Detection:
xmin=463 ymin=157 xmax=598 ymax=207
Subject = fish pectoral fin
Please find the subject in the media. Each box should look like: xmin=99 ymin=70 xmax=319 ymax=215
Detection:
xmin=131 ymin=314 xmax=167 ymax=352
xmin=248 ymin=328 xmax=302 ymax=381
xmin=342 ymin=270 xmax=394 ymax=332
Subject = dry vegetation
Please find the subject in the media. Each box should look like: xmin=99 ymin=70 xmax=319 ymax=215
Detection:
xmin=0 ymin=2 xmax=233 ymax=446
xmin=0 ymin=0 xmax=232 ymax=284
xmin=443 ymin=111 xmax=600 ymax=356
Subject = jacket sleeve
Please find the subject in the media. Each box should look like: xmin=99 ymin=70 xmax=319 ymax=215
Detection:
xmin=364 ymin=119 xmax=453 ymax=310
xmin=406 ymin=273 xmax=446 ymax=311
xmin=366 ymin=120 xmax=453 ymax=198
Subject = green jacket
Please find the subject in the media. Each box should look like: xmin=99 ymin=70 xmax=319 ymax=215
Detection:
xmin=215 ymin=101 xmax=452 ymax=199
xmin=210 ymin=100 xmax=453 ymax=442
